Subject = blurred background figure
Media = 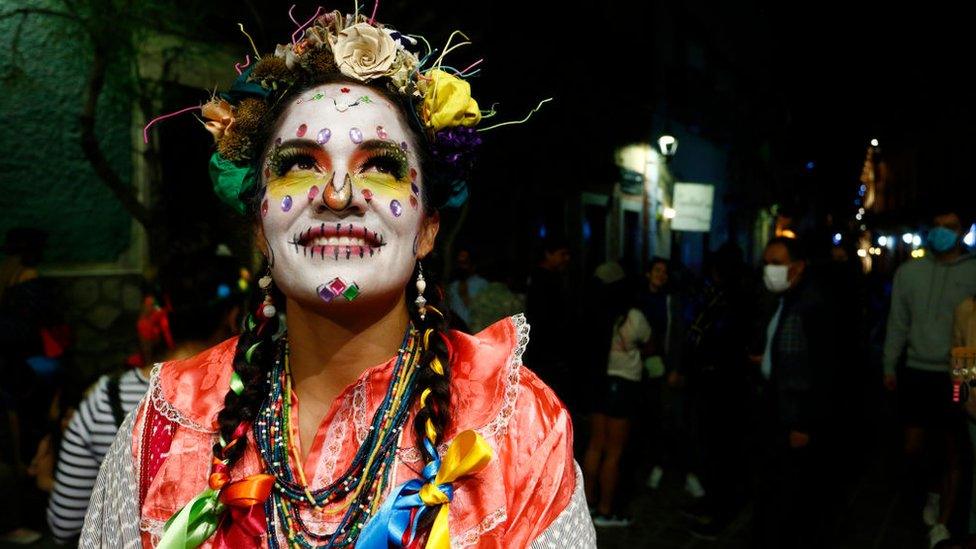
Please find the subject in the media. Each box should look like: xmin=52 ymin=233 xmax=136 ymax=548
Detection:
xmin=583 ymin=262 xmax=650 ymax=528
xmin=524 ymin=236 xmax=573 ymax=403
xmin=446 ymin=247 xmax=488 ymax=332
xmin=751 ymin=236 xmax=838 ymax=549
xmin=883 ymin=206 xmax=976 ymax=547
xmin=636 ymin=258 xmax=690 ymax=497
xmin=0 ymin=227 xmax=69 ymax=545
xmin=45 ymin=248 xmax=246 ymax=544
xmin=678 ymin=243 xmax=754 ymax=540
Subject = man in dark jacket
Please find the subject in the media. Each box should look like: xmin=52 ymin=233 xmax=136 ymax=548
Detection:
xmin=751 ymin=237 xmax=837 ymax=548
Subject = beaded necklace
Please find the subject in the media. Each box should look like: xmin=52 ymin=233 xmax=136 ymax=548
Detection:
xmin=255 ymin=326 xmax=421 ymax=548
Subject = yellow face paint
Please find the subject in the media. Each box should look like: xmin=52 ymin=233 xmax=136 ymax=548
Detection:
xmin=265 ymin=141 xmax=334 ymax=201
xmin=351 ymin=172 xmax=410 ymax=198
xmin=266 ymin=171 xmax=334 ymax=201
xmin=349 ymin=140 xmax=413 ymax=199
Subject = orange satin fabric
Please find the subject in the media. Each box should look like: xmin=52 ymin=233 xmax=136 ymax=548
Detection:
xmin=219 ymin=474 xmax=276 ymax=507
xmin=133 ymin=316 xmax=576 ymax=547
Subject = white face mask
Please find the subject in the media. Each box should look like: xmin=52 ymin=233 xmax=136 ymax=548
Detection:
xmin=259 ymin=83 xmax=427 ymax=311
xmin=763 ymin=264 xmax=791 ymax=293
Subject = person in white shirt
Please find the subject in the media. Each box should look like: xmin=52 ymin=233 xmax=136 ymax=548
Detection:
xmin=582 ymin=263 xmax=652 ymax=527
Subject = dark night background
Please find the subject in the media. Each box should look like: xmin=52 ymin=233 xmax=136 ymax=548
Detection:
xmin=215 ymin=0 xmax=975 ymax=271
xmin=3 ymin=0 xmax=974 ymax=271
xmin=2 ymin=1 xmax=976 ymax=547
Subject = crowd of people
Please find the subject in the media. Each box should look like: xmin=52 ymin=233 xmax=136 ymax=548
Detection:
xmin=521 ymin=206 xmax=976 ymax=548
xmin=1 ymin=205 xmax=975 ymax=547
xmin=0 ymin=238 xmax=248 ymax=545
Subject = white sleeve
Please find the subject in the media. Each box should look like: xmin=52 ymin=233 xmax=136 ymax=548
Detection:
xmin=79 ymin=403 xmax=143 ymax=548
xmin=530 ymin=463 xmax=597 ymax=548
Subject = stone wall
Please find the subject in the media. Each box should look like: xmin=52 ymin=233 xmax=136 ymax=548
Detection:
xmin=58 ymin=274 xmax=144 ymax=380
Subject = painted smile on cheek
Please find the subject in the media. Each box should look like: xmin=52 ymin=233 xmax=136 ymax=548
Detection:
xmin=288 ymin=222 xmax=386 ymax=261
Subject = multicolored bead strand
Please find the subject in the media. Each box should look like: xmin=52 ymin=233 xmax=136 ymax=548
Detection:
xmin=256 ymin=327 xmax=421 ymax=548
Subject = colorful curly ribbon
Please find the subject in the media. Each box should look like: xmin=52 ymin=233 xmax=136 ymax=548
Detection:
xmin=157 ymin=366 xmax=274 ymax=549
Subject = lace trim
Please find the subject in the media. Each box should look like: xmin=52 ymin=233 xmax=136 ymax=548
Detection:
xmin=397 ymin=441 xmax=449 ymax=465
xmin=452 ymin=506 xmax=507 ymax=548
xmin=313 ymin=391 xmax=353 ymax=486
xmin=476 ymin=313 xmax=530 ymax=440
xmin=139 ymin=517 xmax=165 ymax=544
xmin=148 ymin=363 xmax=214 ymax=433
xmin=353 ymin=377 xmax=369 ymax=444
xmin=398 ymin=314 xmax=530 ymax=464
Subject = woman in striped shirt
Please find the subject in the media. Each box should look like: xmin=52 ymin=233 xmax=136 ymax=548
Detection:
xmin=46 ymin=251 xmax=244 ymax=543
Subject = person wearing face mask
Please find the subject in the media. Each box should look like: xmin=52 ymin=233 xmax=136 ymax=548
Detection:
xmin=751 ymin=236 xmax=837 ymax=549
xmin=882 ymin=207 xmax=976 ymax=547
xmin=82 ymin=10 xmax=595 ymax=549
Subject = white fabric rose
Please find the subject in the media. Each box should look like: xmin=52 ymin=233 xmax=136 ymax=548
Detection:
xmin=332 ymin=22 xmax=397 ymax=81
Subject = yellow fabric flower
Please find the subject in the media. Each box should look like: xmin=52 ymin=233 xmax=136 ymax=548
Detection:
xmin=422 ymin=69 xmax=481 ymax=131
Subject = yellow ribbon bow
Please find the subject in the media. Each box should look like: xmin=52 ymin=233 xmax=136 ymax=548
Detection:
xmin=418 ymin=430 xmax=493 ymax=548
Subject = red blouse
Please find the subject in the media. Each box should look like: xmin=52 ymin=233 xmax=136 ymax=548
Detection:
xmin=130 ymin=315 xmax=578 ymax=547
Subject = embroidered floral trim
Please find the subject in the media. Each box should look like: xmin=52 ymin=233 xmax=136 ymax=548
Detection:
xmin=353 ymin=377 xmax=369 ymax=444
xmin=148 ymin=363 xmax=215 ymax=433
xmin=313 ymin=391 xmax=354 ymax=486
xmin=452 ymin=505 xmax=507 ymax=548
xmin=398 ymin=314 xmax=530 ymax=464
xmin=397 ymin=441 xmax=449 ymax=465
xmin=476 ymin=313 xmax=529 ymax=440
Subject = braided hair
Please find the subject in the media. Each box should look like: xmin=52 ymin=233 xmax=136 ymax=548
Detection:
xmin=211 ymin=75 xmax=454 ymax=487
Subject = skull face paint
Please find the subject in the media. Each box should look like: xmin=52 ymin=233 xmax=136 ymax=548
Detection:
xmin=260 ymin=83 xmax=425 ymax=310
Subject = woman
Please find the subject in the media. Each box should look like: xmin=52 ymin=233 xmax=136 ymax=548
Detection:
xmin=583 ymin=267 xmax=650 ymax=527
xmin=82 ymin=10 xmax=593 ymax=549
xmin=48 ymin=250 xmax=245 ymax=544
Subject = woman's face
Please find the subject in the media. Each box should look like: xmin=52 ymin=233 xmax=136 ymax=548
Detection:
xmin=258 ymin=83 xmax=437 ymax=311
xmin=648 ymin=262 xmax=668 ymax=291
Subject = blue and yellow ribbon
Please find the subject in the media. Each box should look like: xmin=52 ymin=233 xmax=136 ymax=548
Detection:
xmin=358 ymin=430 xmax=492 ymax=548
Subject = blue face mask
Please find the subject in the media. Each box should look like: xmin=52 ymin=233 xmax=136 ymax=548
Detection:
xmin=928 ymin=226 xmax=959 ymax=253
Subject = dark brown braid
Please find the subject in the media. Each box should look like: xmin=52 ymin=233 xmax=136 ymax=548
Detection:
xmin=406 ymin=264 xmax=454 ymax=463
xmin=212 ymin=281 xmax=282 ymax=466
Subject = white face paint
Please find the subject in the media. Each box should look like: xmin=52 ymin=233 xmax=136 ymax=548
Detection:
xmin=259 ymin=83 xmax=426 ymax=310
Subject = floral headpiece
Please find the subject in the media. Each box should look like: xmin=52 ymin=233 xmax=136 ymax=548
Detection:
xmin=182 ymin=7 xmax=535 ymax=214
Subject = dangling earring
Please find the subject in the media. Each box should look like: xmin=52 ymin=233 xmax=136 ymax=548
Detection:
xmin=414 ymin=262 xmax=427 ymax=321
xmin=259 ymin=271 xmax=276 ymax=319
